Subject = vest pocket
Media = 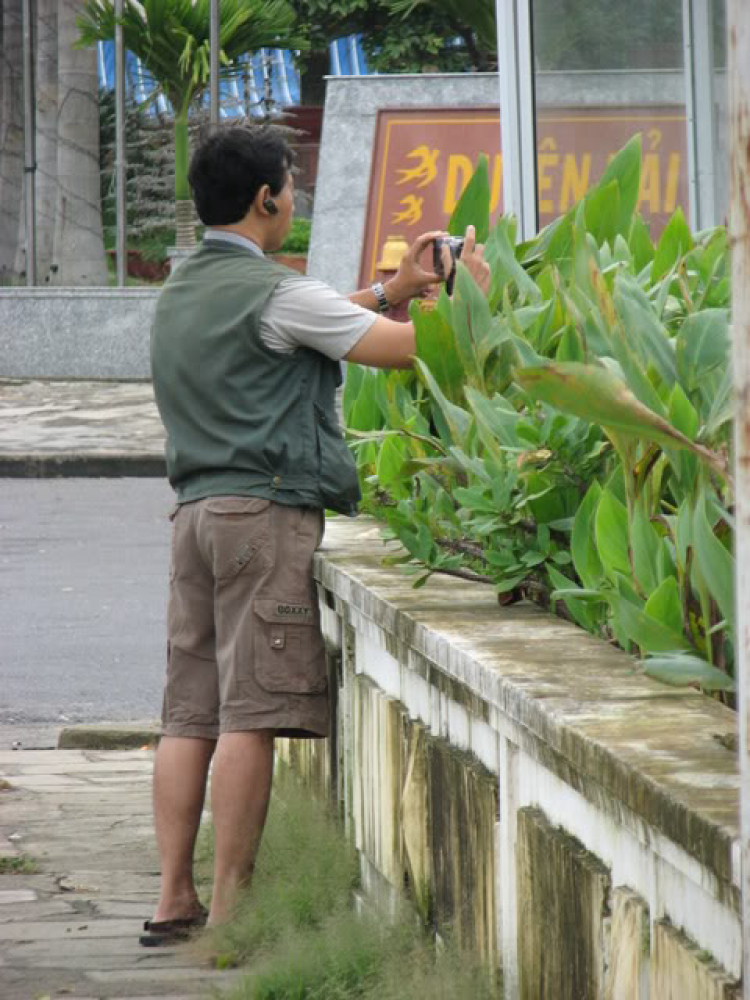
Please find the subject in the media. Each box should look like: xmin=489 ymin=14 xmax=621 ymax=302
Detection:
xmin=253 ymin=597 xmax=327 ymax=694
xmin=313 ymin=403 xmax=361 ymax=514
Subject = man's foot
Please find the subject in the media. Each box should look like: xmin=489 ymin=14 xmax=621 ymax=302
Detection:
xmin=139 ymin=906 xmax=208 ymax=947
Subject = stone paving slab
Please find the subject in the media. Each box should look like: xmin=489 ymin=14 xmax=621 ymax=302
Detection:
xmin=0 ymin=380 xmax=166 ymax=477
xmin=0 ymin=746 xmax=235 ymax=999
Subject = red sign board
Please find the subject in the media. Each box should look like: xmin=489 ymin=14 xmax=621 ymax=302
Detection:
xmin=359 ymin=106 xmax=688 ymax=286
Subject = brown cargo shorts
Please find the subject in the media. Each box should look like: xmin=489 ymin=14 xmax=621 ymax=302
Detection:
xmin=162 ymin=496 xmax=329 ymax=740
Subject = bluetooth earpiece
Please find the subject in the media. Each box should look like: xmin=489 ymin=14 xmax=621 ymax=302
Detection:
xmin=263 ymin=198 xmax=279 ymax=216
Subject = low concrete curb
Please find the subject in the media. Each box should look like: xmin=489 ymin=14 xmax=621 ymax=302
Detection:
xmin=58 ymin=723 xmax=161 ymax=750
xmin=0 ymin=453 xmax=166 ymax=478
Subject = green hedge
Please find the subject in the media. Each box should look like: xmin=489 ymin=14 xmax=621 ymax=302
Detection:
xmin=344 ymin=137 xmax=735 ymax=697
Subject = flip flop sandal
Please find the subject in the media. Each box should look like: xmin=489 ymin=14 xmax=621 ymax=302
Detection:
xmin=139 ymin=906 xmax=208 ymax=947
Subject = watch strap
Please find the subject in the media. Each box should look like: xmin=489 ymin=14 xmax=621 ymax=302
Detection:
xmin=371 ymin=281 xmax=389 ymax=314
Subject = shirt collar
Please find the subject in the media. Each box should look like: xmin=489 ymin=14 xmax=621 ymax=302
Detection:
xmin=203 ymin=229 xmax=264 ymax=256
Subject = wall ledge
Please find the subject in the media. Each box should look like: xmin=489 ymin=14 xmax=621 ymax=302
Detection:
xmin=314 ymin=517 xmax=739 ymax=894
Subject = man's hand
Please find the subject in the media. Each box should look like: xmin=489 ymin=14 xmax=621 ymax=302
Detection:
xmin=384 ymin=230 xmax=448 ymax=305
xmin=443 ymin=225 xmax=491 ymax=297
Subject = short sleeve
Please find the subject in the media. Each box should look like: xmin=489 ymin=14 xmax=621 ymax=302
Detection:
xmin=259 ymin=276 xmax=378 ymax=360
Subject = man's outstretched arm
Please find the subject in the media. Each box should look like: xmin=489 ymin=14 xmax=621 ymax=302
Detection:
xmin=344 ymin=225 xmax=491 ymax=369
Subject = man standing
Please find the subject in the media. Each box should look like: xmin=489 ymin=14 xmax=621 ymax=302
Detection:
xmin=143 ymin=125 xmax=490 ymax=945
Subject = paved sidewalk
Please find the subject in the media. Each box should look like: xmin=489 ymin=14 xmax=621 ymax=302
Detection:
xmin=0 ymin=742 xmax=240 ymax=1000
xmin=0 ymin=381 xmax=166 ymax=476
xmin=0 ymin=382 xmax=239 ymax=996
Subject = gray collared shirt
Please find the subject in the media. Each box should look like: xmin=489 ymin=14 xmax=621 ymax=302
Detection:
xmin=201 ymin=230 xmax=375 ymax=358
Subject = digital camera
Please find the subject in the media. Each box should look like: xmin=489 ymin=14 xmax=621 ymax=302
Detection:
xmin=433 ymin=236 xmax=465 ymax=294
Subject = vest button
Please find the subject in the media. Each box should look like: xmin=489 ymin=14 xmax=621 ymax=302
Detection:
xmin=272 ymin=475 xmax=281 ymax=487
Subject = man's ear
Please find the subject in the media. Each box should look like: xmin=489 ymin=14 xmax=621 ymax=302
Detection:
xmin=255 ymin=184 xmax=273 ymax=215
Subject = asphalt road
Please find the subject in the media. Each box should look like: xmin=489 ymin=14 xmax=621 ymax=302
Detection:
xmin=0 ymin=478 xmax=174 ymax=748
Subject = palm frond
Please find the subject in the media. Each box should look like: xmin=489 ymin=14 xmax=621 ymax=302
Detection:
xmin=76 ymin=0 xmax=304 ymax=109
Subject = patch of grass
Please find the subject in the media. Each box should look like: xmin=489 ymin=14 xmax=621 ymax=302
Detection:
xmin=0 ymin=854 xmax=38 ymax=874
xmin=197 ymin=766 xmax=499 ymax=999
xmin=196 ymin=765 xmax=359 ymax=966
xmin=231 ymin=914 xmax=498 ymax=1000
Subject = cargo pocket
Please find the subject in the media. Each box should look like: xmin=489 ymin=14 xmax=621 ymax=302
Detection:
xmin=253 ymin=598 xmax=327 ymax=694
xmin=203 ymin=496 xmax=271 ymax=580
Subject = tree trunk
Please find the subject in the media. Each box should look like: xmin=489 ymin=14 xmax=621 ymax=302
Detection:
xmin=35 ymin=0 xmax=58 ymax=282
xmin=51 ymin=0 xmax=106 ymax=285
xmin=298 ymin=48 xmax=330 ymax=107
xmin=0 ymin=0 xmax=24 ymax=282
xmin=173 ymin=107 xmax=196 ymax=247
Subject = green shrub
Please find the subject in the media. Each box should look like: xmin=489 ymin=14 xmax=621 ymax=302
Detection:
xmin=279 ymin=217 xmax=312 ymax=254
xmin=344 ymin=136 xmax=734 ymax=696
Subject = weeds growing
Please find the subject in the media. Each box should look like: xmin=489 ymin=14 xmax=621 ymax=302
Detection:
xmin=0 ymin=854 xmax=38 ymax=874
xmin=196 ymin=765 xmax=498 ymax=1000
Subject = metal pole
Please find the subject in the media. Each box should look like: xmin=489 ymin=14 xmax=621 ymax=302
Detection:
xmin=22 ymin=0 xmax=36 ymax=286
xmin=682 ymin=0 xmax=718 ymax=229
xmin=210 ymin=0 xmax=220 ymax=128
xmin=728 ymin=2 xmax=750 ymax=996
xmin=115 ymin=0 xmax=126 ymax=287
xmin=495 ymin=0 xmax=538 ymax=240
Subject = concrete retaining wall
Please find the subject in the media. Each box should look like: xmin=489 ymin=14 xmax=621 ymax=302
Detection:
xmin=281 ymin=517 xmax=741 ymax=999
xmin=0 ymin=288 xmax=158 ymax=381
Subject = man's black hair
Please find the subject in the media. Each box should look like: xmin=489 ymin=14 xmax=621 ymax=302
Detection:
xmin=188 ymin=126 xmax=293 ymax=226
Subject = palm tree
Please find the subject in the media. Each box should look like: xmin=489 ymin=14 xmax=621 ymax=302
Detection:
xmin=76 ymin=0 xmax=303 ymax=248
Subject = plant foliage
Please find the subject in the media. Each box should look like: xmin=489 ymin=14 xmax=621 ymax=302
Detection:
xmin=77 ymin=0 xmax=302 ymax=206
xmin=345 ymin=137 xmax=735 ymax=696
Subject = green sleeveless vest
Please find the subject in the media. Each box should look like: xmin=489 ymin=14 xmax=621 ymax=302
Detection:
xmin=150 ymin=240 xmax=361 ymax=516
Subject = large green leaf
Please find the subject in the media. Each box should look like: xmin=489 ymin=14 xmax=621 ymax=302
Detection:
xmin=595 ymin=489 xmax=630 ymax=580
xmin=464 ymin=388 xmax=520 ymax=450
xmin=666 ymin=383 xmax=699 ymax=487
xmin=584 ymin=180 xmax=620 ymax=248
xmin=692 ymin=493 xmax=735 ymax=631
xmin=548 ymin=565 xmax=601 ymax=632
xmin=515 ymin=362 xmax=727 ymax=479
xmin=629 ymin=214 xmax=655 ymax=274
xmin=607 ymin=591 xmax=691 ymax=653
xmin=344 ymin=365 xmax=383 ymax=432
xmin=376 ymin=435 xmax=408 ymax=489
xmin=413 ymin=302 xmax=464 ymax=403
xmin=484 ymin=218 xmax=541 ymax=303
xmin=652 ymin=207 xmax=694 ymax=282
xmin=631 ymin=505 xmax=660 ymax=595
xmin=643 ymin=653 xmax=735 ymax=691
xmin=643 ymin=576 xmax=683 ymax=637
xmin=448 ymin=153 xmax=490 ymax=244
xmin=705 ymin=365 xmax=734 ymax=437
xmin=571 ymin=481 xmax=604 ymax=588
xmin=414 ymin=358 xmax=472 ymax=448
xmin=450 ymin=264 xmax=494 ymax=390
xmin=613 ymin=272 xmax=676 ymax=388
xmin=596 ymin=134 xmax=642 ymax=236
xmin=675 ymin=309 xmax=730 ymax=393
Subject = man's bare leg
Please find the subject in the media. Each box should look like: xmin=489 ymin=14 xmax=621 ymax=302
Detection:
xmin=208 ymin=730 xmax=275 ymax=926
xmin=151 ymin=735 xmax=216 ymax=922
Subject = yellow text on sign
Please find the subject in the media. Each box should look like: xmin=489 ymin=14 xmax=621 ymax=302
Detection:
xmin=441 ymin=150 xmax=683 ymax=217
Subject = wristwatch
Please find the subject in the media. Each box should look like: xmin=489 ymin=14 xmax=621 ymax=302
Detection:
xmin=371 ymin=281 xmax=389 ymax=314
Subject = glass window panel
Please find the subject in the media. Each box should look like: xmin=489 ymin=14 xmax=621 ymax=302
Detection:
xmin=713 ymin=0 xmax=729 ymax=225
xmin=531 ymin=0 xmax=687 ymax=237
